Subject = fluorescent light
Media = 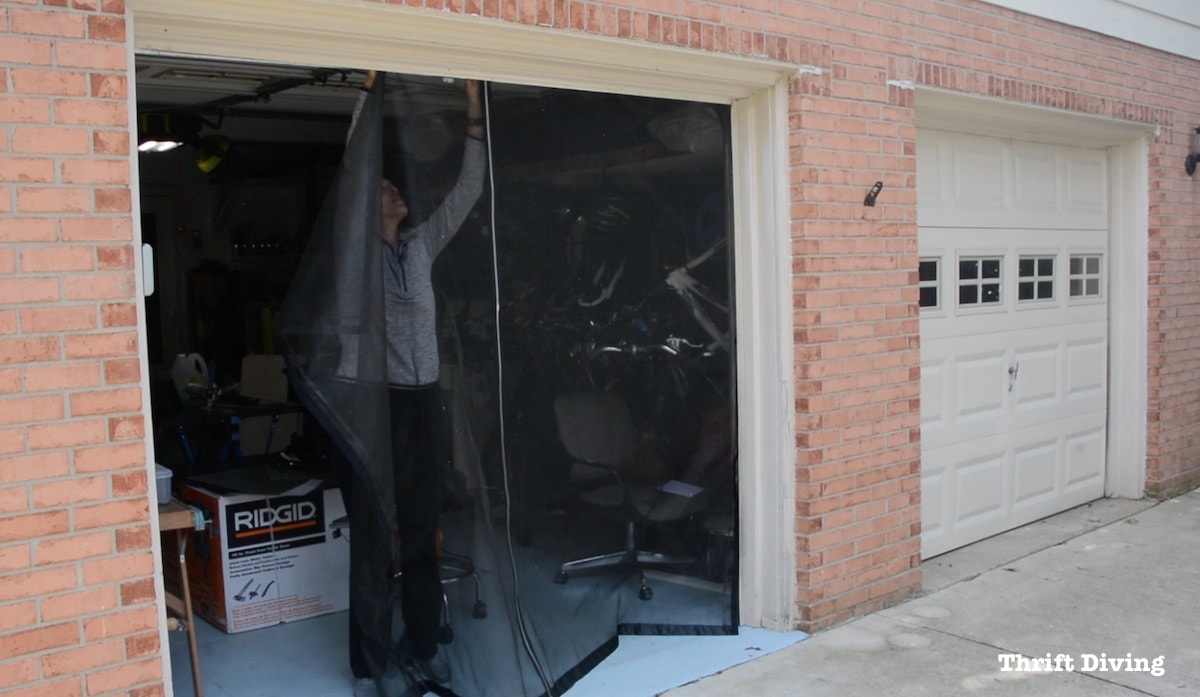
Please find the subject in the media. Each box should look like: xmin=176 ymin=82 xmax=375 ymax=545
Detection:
xmin=138 ymin=139 xmax=183 ymax=153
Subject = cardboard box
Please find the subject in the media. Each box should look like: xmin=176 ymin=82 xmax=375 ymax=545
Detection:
xmin=178 ymin=481 xmax=349 ymax=633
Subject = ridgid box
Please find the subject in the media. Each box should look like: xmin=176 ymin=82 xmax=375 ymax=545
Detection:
xmin=178 ymin=481 xmax=349 ymax=633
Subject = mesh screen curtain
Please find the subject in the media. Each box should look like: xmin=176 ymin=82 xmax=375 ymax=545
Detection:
xmin=278 ymin=73 xmax=737 ymax=697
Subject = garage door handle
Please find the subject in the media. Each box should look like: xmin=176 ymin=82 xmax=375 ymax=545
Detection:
xmin=1008 ymin=362 xmax=1020 ymax=391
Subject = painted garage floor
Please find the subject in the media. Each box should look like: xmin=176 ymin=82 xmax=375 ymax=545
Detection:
xmin=167 ymin=610 xmax=807 ymax=697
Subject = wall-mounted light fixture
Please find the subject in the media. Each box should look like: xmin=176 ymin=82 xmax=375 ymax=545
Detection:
xmin=1187 ymin=126 xmax=1200 ymax=176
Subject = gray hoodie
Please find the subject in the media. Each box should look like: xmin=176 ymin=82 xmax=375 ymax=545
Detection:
xmin=383 ymin=137 xmax=485 ymax=387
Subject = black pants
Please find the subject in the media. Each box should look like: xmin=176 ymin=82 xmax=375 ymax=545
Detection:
xmin=389 ymin=385 xmax=446 ymax=661
xmin=340 ymin=384 xmax=446 ymax=677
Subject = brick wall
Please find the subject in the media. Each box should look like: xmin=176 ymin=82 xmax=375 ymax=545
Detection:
xmin=2 ymin=0 xmax=1200 ymax=691
xmin=0 ymin=1 xmax=160 ymax=695
xmin=782 ymin=0 xmax=1200 ymax=630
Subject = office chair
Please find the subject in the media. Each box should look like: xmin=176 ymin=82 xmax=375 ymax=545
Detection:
xmin=551 ymin=390 xmax=699 ymax=600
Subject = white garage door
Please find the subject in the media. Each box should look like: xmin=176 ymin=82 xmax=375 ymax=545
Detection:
xmin=918 ymin=129 xmax=1108 ymax=558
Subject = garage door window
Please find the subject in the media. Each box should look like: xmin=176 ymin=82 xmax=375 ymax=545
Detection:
xmin=958 ymin=256 xmax=1002 ymax=306
xmin=919 ymin=258 xmax=940 ymax=309
xmin=1069 ymin=254 xmax=1103 ymax=299
xmin=1017 ymin=256 xmax=1055 ymax=302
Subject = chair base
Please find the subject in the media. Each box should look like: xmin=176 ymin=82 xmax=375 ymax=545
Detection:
xmin=554 ymin=547 xmax=694 ymax=601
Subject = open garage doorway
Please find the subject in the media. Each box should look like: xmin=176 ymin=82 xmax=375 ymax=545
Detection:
xmin=137 ymin=54 xmax=740 ymax=696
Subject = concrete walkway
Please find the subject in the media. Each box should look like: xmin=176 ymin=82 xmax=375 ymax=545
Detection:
xmin=664 ymin=489 xmax=1200 ymax=697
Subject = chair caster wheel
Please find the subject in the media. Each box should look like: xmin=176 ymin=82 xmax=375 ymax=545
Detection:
xmin=638 ymin=585 xmax=653 ymax=601
xmin=437 ymin=625 xmax=454 ymax=644
xmin=474 ymin=600 xmax=488 ymax=619
xmin=554 ymin=571 xmax=568 ymax=584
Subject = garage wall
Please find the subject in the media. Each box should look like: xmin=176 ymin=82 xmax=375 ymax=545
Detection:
xmin=2 ymin=0 xmax=1200 ymax=694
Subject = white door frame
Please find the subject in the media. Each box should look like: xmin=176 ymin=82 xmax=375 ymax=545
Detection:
xmin=128 ymin=0 xmax=799 ymax=634
xmin=916 ymin=88 xmax=1153 ymax=506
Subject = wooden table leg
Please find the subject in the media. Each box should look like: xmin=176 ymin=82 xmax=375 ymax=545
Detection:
xmin=175 ymin=529 xmax=204 ymax=697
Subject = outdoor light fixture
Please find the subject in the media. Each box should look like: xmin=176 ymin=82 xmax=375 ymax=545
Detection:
xmin=1187 ymin=126 xmax=1200 ymax=176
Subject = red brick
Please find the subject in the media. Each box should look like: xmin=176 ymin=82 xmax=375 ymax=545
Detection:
xmin=0 ymin=452 xmax=70 ymax=485
xmin=19 ymin=246 xmax=95 ymax=273
xmin=0 ymin=97 xmax=52 ymax=125
xmin=35 ymin=530 xmax=114 ymax=565
xmin=60 ymin=216 xmax=133 ymax=242
xmin=118 ymin=577 xmax=155 ymax=606
xmin=27 ymin=420 xmax=106 ymax=450
xmin=24 ymin=364 xmax=101 ymax=392
xmin=55 ymin=100 xmax=128 ymax=128
xmin=10 ymin=68 xmax=88 ymax=96
xmin=0 ymin=38 xmax=53 ymax=64
xmin=0 ymin=394 xmax=65 ymax=426
xmin=80 ymin=602 xmax=156 ymax=641
xmin=0 ymin=278 xmax=59 ymax=304
xmin=93 ymin=133 xmax=131 ymax=158
xmin=100 ymin=302 xmax=137 ymax=327
xmin=20 ymin=307 xmax=97 ymax=334
xmin=124 ymin=631 xmax=160 ymax=659
xmin=39 ymin=586 xmax=118 ymax=622
xmin=110 ymin=469 xmax=147 ymax=498
xmin=31 ymin=473 xmax=108 ymax=507
xmin=68 ymin=386 xmax=141 ymax=416
xmin=11 ymin=9 xmax=87 ymax=39
xmin=0 ymin=623 xmax=80 ymax=661
xmin=89 ymin=73 xmax=126 ymax=99
xmin=40 ymin=638 xmax=123 ymax=678
xmin=63 ymin=331 xmax=137 ymax=360
xmin=12 ymin=129 xmax=90 ymax=156
xmin=108 ymin=414 xmax=143 ymax=441
xmin=56 ymin=42 xmax=125 ymax=70
xmin=0 ymin=565 xmax=75 ymax=603
xmin=96 ymin=246 xmax=133 ymax=270
xmin=63 ymin=273 xmax=136 ymax=301
xmin=0 ymin=677 xmax=84 ymax=697
xmin=0 ymin=218 xmax=56 ymax=243
xmin=73 ymin=442 xmax=143 ymax=473
xmin=0 ymin=158 xmax=56 ymax=183
xmin=0 ymin=600 xmax=37 ymax=633
xmin=86 ymin=15 xmax=127 ymax=43
xmin=93 ymin=185 xmax=131 ymax=210
xmin=74 ymin=499 xmax=149 ymax=531
xmin=84 ymin=656 xmax=162 ymax=695
xmin=0 ymin=657 xmax=39 ymax=691
xmin=102 ymin=358 xmax=139 ymax=384
xmin=114 ymin=524 xmax=150 ymax=553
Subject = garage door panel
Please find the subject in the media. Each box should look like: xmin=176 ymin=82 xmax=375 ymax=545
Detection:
xmin=919 ymin=128 xmax=1108 ymax=559
xmin=919 ymin=131 xmax=1107 ymax=231
xmin=921 ymin=360 xmax=947 ymax=431
xmin=1012 ymin=144 xmax=1059 ymax=212
xmin=1065 ymin=150 xmax=1108 ymax=218
xmin=955 ymin=452 xmax=1007 ymax=524
xmin=1065 ymin=428 xmax=1106 ymax=489
xmin=954 ymin=351 xmax=1008 ymax=419
xmin=1011 ymin=345 xmax=1058 ymax=407
xmin=1066 ymin=339 xmax=1106 ymax=397
xmin=953 ymin=140 xmax=1009 ymax=210
xmin=1012 ymin=439 xmax=1058 ymax=506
